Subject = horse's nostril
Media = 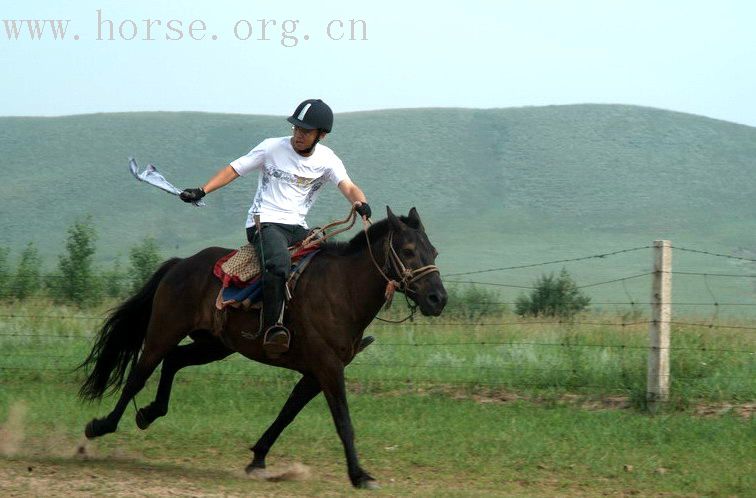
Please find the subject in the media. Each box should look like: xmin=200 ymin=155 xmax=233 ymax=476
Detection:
xmin=428 ymin=293 xmax=440 ymax=305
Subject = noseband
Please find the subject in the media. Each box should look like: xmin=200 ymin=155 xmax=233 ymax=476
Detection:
xmin=383 ymin=232 xmax=440 ymax=292
xmin=363 ymin=220 xmax=440 ymax=306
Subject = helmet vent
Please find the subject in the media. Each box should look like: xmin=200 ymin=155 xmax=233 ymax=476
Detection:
xmin=297 ymin=103 xmax=312 ymax=121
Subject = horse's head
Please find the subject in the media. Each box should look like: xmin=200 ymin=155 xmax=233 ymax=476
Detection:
xmin=385 ymin=207 xmax=447 ymax=316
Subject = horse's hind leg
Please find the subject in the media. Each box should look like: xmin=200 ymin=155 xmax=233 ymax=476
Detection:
xmin=84 ymin=313 xmax=189 ymax=439
xmin=246 ymin=374 xmax=321 ymax=473
xmin=136 ymin=337 xmax=232 ymax=430
xmin=84 ymin=345 xmax=167 ymax=439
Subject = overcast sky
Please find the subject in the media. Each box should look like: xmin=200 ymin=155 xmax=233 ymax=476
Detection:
xmin=1 ymin=0 xmax=754 ymax=126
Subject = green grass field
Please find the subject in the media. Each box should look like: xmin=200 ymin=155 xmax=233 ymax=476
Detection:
xmin=3 ymin=97 xmax=755 ymax=496
xmin=1 ymin=302 xmax=753 ymax=496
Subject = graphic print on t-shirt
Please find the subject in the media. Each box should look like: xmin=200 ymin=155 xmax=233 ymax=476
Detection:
xmin=251 ymin=165 xmax=328 ymax=215
xmin=230 ymin=137 xmax=350 ymax=228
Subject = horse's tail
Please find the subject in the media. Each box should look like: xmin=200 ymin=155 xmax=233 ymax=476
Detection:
xmin=78 ymin=258 xmax=182 ymax=401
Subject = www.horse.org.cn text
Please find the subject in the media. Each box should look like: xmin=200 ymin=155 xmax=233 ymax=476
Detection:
xmin=1 ymin=11 xmax=369 ymax=47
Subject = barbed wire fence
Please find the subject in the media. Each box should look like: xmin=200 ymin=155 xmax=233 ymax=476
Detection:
xmin=0 ymin=241 xmax=754 ymax=409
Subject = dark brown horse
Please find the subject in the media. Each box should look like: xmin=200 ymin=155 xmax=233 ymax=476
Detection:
xmin=78 ymin=207 xmax=446 ymax=489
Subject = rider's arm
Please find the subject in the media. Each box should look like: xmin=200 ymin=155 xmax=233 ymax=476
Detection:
xmin=338 ymin=179 xmax=367 ymax=205
xmin=338 ymin=180 xmax=371 ymax=219
xmin=202 ymin=165 xmax=240 ymax=194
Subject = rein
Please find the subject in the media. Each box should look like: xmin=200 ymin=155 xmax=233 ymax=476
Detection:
xmin=299 ymin=207 xmax=441 ymax=322
xmin=300 ymin=209 xmax=358 ymax=249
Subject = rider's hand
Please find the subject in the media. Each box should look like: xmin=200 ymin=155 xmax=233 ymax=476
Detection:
xmin=180 ymin=187 xmax=206 ymax=203
xmin=355 ymin=202 xmax=371 ymax=220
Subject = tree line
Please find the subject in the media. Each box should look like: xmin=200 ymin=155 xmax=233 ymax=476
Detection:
xmin=0 ymin=216 xmax=161 ymax=307
xmin=0 ymin=216 xmax=593 ymax=317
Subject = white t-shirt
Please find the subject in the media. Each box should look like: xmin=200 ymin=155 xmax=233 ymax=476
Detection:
xmin=230 ymin=137 xmax=350 ymax=228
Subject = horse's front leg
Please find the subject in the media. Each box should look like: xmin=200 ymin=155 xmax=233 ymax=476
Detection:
xmin=246 ymin=374 xmax=321 ymax=473
xmin=318 ymin=366 xmax=377 ymax=489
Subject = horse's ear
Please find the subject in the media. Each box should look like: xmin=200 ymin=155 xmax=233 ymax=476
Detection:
xmin=407 ymin=207 xmax=425 ymax=230
xmin=386 ymin=206 xmax=402 ymax=230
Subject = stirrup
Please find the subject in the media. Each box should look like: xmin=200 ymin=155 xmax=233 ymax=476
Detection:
xmin=263 ymin=324 xmax=291 ymax=357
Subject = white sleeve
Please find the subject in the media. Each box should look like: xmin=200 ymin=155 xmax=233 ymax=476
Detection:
xmin=326 ymin=155 xmax=350 ymax=185
xmin=230 ymin=140 xmax=267 ymax=176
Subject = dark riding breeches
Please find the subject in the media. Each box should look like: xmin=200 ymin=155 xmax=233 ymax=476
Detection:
xmin=246 ymin=222 xmax=309 ymax=279
xmin=247 ymin=222 xmax=309 ymax=332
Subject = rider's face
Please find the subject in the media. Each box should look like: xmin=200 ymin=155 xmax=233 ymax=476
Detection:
xmin=291 ymin=125 xmax=322 ymax=152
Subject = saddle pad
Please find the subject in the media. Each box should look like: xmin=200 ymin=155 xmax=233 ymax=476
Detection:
xmin=215 ymin=249 xmax=320 ymax=311
xmin=220 ymin=243 xmax=260 ymax=285
xmin=214 ymin=243 xmax=322 ymax=289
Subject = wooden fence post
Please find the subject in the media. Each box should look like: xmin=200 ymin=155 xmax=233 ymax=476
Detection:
xmin=647 ymin=240 xmax=672 ymax=412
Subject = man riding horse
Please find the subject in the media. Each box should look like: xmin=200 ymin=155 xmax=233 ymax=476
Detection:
xmin=180 ymin=99 xmax=371 ymax=356
xmin=82 ymin=115 xmax=445 ymax=486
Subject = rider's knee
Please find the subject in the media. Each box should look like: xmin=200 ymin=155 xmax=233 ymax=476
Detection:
xmin=264 ymin=263 xmax=287 ymax=279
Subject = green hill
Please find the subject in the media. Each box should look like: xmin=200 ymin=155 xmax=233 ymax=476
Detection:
xmin=1 ymin=105 xmax=754 ymax=306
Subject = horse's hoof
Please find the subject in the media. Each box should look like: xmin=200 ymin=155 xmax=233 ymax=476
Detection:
xmin=357 ymin=479 xmax=380 ymax=490
xmin=245 ymin=465 xmax=268 ymax=480
xmin=84 ymin=421 xmax=97 ymax=439
xmin=358 ymin=335 xmax=375 ymax=353
xmin=135 ymin=409 xmax=151 ymax=430
xmin=85 ymin=418 xmax=113 ymax=439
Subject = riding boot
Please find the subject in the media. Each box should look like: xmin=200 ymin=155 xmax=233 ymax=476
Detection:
xmin=261 ymin=271 xmax=291 ymax=357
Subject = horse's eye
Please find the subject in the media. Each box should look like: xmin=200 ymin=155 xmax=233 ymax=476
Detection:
xmin=402 ymin=248 xmax=415 ymax=258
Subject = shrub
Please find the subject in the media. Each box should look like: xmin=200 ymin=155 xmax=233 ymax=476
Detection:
xmin=515 ymin=268 xmax=590 ymax=318
xmin=443 ymin=284 xmax=503 ymax=320
xmin=0 ymin=247 xmax=9 ymax=300
xmin=101 ymin=257 xmax=127 ymax=299
xmin=128 ymin=237 xmax=161 ymax=292
xmin=13 ymin=242 xmax=42 ymax=300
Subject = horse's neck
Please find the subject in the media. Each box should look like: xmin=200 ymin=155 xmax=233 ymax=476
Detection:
xmin=350 ymin=239 xmax=391 ymax=320
xmin=322 ymin=237 xmax=390 ymax=329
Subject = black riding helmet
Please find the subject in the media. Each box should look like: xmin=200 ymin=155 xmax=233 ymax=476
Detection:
xmin=287 ymin=99 xmax=333 ymax=133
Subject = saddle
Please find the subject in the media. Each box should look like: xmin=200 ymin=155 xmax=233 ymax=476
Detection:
xmin=213 ymin=242 xmax=320 ymax=311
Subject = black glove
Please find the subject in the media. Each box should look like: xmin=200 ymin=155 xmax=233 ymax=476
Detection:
xmin=180 ymin=187 xmax=206 ymax=203
xmin=355 ymin=202 xmax=371 ymax=219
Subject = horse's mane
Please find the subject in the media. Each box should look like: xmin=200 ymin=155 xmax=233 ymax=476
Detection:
xmin=319 ymin=215 xmax=415 ymax=256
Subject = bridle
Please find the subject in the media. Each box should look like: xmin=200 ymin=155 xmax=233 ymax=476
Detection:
xmin=300 ymin=208 xmax=441 ymax=318
xmin=362 ymin=218 xmax=440 ymax=308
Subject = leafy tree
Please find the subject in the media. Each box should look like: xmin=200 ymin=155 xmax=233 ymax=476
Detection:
xmin=13 ymin=242 xmax=42 ymax=300
xmin=57 ymin=216 xmax=99 ymax=307
xmin=515 ymin=268 xmax=590 ymax=318
xmin=128 ymin=237 xmax=161 ymax=292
